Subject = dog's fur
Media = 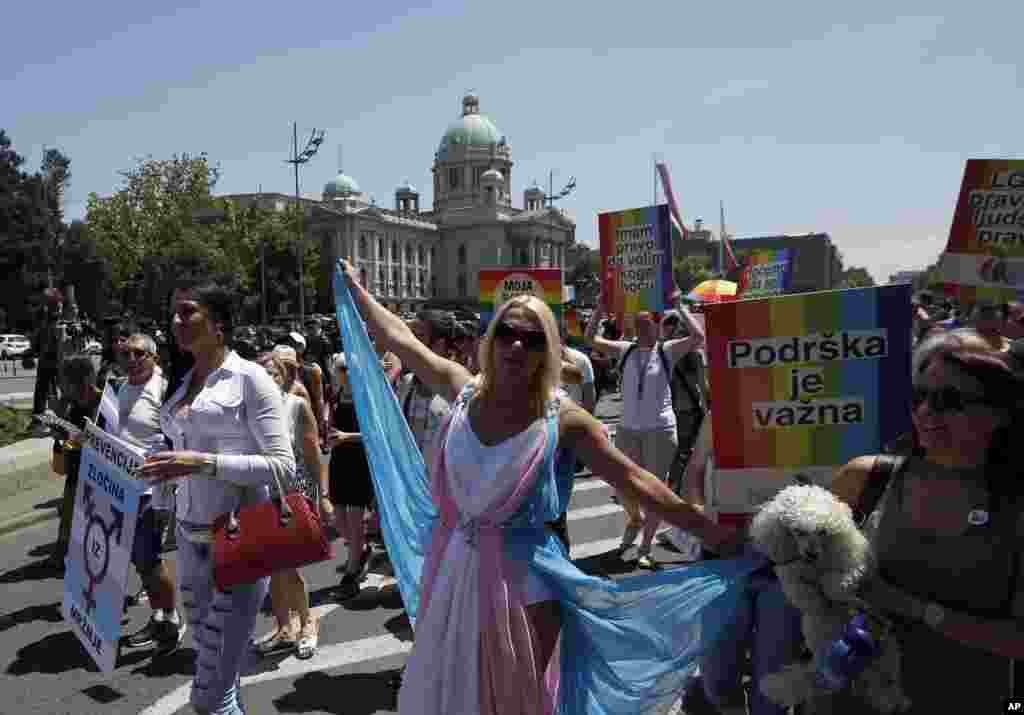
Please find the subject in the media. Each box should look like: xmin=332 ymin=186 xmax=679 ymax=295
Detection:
xmin=749 ymin=484 xmax=910 ymax=713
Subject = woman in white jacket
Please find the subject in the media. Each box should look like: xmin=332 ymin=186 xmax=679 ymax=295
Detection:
xmin=142 ymin=280 xmax=295 ymax=715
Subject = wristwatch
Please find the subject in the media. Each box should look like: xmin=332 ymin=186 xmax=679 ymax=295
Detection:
xmin=923 ymin=602 xmax=946 ymax=629
xmin=198 ymin=456 xmax=218 ymax=478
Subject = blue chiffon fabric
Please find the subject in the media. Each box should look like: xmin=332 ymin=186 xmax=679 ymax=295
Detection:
xmin=333 ymin=266 xmax=763 ymax=714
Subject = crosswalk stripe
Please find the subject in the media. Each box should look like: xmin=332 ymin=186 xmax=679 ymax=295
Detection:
xmin=573 ymin=478 xmax=607 ymax=493
xmin=568 ymin=503 xmax=621 ymax=522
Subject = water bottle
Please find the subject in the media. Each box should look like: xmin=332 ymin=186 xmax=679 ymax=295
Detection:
xmin=813 ymin=613 xmax=879 ymax=692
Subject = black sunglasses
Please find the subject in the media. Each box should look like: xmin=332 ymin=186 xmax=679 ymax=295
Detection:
xmin=493 ymin=322 xmax=547 ymax=352
xmin=911 ymin=386 xmax=990 ymax=414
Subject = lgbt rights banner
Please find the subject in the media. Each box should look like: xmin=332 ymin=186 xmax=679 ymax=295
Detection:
xmin=701 ymin=285 xmax=912 ymax=522
xmin=939 ymin=159 xmax=1024 ymax=305
xmin=599 ymin=205 xmax=674 ymax=330
xmin=62 ymin=422 xmax=146 ymax=673
xmin=738 ymin=247 xmax=794 ymax=298
xmin=479 ymin=268 xmax=562 ymax=332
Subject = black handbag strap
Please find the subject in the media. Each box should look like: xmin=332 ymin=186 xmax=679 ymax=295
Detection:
xmin=854 ymin=455 xmax=905 ymax=526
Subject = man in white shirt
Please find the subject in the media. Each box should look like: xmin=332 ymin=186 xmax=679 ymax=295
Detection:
xmin=118 ymin=333 xmax=185 ymax=656
xmin=584 ymin=293 xmax=705 ymax=568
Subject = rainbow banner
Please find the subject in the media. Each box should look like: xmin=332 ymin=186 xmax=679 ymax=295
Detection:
xmin=939 ymin=159 xmax=1024 ymax=305
xmin=479 ymin=268 xmax=562 ymax=331
xmin=704 ymin=284 xmax=912 ymax=472
xmin=738 ymin=248 xmax=793 ymax=298
xmin=599 ymin=205 xmax=674 ymax=329
xmin=565 ymin=306 xmax=583 ymax=338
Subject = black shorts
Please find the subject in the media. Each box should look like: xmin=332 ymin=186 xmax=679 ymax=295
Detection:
xmin=328 ymin=445 xmax=374 ymax=508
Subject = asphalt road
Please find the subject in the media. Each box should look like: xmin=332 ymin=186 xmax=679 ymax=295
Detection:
xmin=0 ymin=392 xmax=707 ymax=715
xmin=0 ymin=364 xmax=36 ymax=399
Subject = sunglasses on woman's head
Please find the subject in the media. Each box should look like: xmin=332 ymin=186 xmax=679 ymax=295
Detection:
xmin=493 ymin=322 xmax=547 ymax=351
xmin=911 ymin=385 xmax=989 ymax=414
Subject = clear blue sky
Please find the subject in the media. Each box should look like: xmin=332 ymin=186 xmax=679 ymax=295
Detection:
xmin=4 ymin=1 xmax=1021 ymax=283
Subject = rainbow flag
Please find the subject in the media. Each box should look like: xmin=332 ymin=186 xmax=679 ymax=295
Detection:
xmin=599 ymin=205 xmax=675 ymax=329
xmin=738 ymin=248 xmax=794 ymax=297
xmin=565 ymin=306 xmax=583 ymax=338
xmin=704 ymin=284 xmax=912 ymax=470
xmin=939 ymin=159 xmax=1024 ymax=305
xmin=479 ymin=268 xmax=563 ymax=331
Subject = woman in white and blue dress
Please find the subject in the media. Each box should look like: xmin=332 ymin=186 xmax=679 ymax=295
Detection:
xmin=335 ymin=259 xmax=754 ymax=715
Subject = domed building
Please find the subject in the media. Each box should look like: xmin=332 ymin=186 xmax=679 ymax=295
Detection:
xmin=226 ymin=93 xmax=576 ymax=314
xmin=309 ymin=93 xmax=576 ymax=312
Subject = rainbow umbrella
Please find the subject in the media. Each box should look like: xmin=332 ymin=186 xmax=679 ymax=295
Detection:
xmin=686 ymin=279 xmax=738 ymax=304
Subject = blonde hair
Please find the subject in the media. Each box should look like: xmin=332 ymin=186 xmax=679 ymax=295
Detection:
xmin=475 ymin=295 xmax=562 ymax=416
xmin=256 ymin=352 xmax=289 ymax=393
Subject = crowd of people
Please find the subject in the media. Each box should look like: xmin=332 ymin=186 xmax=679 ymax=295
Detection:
xmin=32 ymin=273 xmax=1024 ymax=715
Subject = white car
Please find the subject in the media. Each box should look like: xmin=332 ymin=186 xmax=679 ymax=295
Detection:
xmin=0 ymin=334 xmax=31 ymax=359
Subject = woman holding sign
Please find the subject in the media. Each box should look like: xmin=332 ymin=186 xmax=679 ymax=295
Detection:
xmin=142 ymin=279 xmax=295 ymax=715
xmin=336 ymin=258 xmax=749 ymax=715
xmin=827 ymin=331 xmax=1024 ymax=713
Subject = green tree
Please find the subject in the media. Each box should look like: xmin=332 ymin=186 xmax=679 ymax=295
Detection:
xmin=840 ymin=267 xmax=876 ymax=288
xmin=84 ymin=153 xmax=224 ymax=289
xmin=0 ymin=131 xmax=71 ymax=327
xmin=673 ymin=254 xmax=716 ymax=294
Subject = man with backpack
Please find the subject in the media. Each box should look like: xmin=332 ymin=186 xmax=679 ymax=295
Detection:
xmin=660 ymin=311 xmax=708 ymax=494
xmin=584 ymin=292 xmax=705 ymax=569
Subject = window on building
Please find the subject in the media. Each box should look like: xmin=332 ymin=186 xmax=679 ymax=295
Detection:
xmin=392 ymin=239 xmax=398 ymax=262
xmin=358 ymin=236 xmax=366 ymax=258
xmin=458 ymin=244 xmax=467 ymax=265
xmin=418 ymin=245 xmax=425 ymax=264
xmin=430 ymin=276 xmax=437 ymax=296
xmin=448 ymin=167 xmax=460 ymax=190
xmin=457 ymin=274 xmax=467 ymax=298
xmin=406 ymin=270 xmax=413 ymax=295
xmin=377 ymin=266 xmax=385 ymax=292
xmin=377 ymin=238 xmax=384 ymax=259
xmin=474 ymin=167 xmax=485 ymax=186
xmin=430 ymin=246 xmax=436 ymax=264
xmin=405 ymin=244 xmax=413 ymax=263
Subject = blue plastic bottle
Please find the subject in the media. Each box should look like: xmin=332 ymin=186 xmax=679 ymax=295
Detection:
xmin=813 ymin=614 xmax=879 ymax=691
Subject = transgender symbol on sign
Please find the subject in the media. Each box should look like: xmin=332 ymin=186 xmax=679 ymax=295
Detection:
xmin=80 ymin=482 xmax=124 ymax=614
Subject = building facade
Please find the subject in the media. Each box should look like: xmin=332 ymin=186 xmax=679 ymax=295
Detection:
xmin=300 ymin=92 xmax=575 ymax=313
xmin=674 ymin=231 xmax=841 ymax=293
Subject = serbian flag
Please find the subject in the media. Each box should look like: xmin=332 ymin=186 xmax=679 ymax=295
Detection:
xmin=655 ymin=161 xmax=688 ymax=242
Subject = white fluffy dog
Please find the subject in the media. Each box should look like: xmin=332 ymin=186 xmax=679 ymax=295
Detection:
xmin=749 ymin=484 xmax=910 ymax=713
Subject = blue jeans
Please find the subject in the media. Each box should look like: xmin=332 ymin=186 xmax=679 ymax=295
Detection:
xmin=702 ymin=569 xmax=804 ymax=715
xmin=176 ymin=526 xmax=269 ymax=715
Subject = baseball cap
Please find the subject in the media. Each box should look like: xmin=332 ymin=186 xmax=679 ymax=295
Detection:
xmin=289 ymin=332 xmax=307 ymax=351
xmin=272 ymin=345 xmax=299 ymax=365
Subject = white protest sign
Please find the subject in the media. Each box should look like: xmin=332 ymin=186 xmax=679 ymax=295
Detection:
xmin=62 ymin=422 xmax=146 ymax=673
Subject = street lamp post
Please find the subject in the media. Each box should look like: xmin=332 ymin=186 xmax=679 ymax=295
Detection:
xmin=544 ymin=169 xmax=576 ymax=270
xmin=285 ymin=122 xmax=325 ymax=326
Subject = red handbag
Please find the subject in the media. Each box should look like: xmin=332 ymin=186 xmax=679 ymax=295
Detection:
xmin=212 ymin=477 xmax=333 ymax=591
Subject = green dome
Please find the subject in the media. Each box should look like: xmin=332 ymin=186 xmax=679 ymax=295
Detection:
xmin=324 ymin=172 xmax=360 ymax=196
xmin=438 ymin=114 xmax=504 ymax=154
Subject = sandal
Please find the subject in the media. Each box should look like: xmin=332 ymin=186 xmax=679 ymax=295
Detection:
xmin=252 ymin=629 xmax=297 ymax=657
xmin=296 ymin=624 xmax=318 ymax=660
